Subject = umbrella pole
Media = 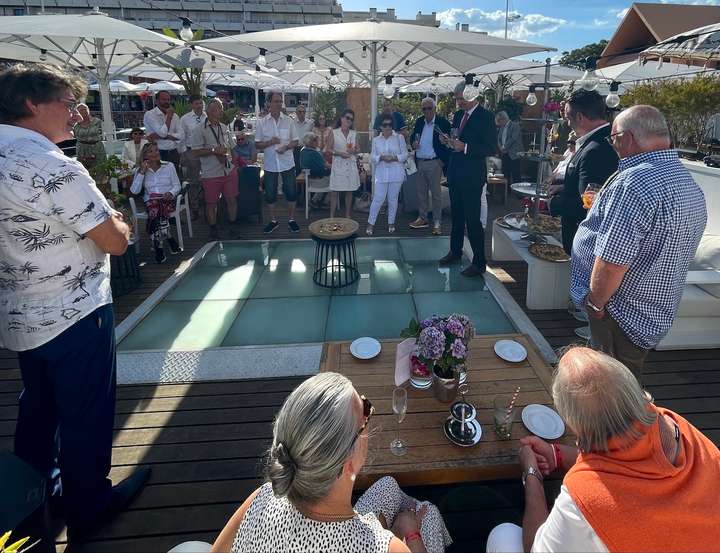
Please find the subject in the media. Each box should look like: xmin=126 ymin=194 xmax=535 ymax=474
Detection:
xmin=95 ymin=38 xmax=116 ymax=140
xmin=532 ymin=58 xmax=551 ymax=221
xmin=369 ymin=42 xmax=378 ymax=181
xmin=255 ymin=87 xmax=260 ymax=119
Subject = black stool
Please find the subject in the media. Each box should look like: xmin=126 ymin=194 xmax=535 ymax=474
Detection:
xmin=309 ymin=218 xmax=360 ymax=288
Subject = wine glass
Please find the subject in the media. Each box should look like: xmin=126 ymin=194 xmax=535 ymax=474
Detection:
xmin=391 ymin=387 xmax=407 ymax=456
xmin=582 ymin=183 xmax=601 ymax=210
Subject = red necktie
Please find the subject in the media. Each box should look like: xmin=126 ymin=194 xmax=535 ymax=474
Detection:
xmin=458 ymin=111 xmax=470 ymax=135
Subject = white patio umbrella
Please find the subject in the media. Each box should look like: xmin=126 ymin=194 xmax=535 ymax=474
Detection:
xmin=641 ymin=23 xmax=720 ymax=64
xmin=208 ymin=70 xmax=293 ymax=117
xmin=0 ymin=9 xmax=190 ymax=137
xmin=199 ymin=20 xmax=551 ymax=127
xmin=88 ymin=79 xmax=141 ymax=94
xmin=141 ymin=80 xmax=187 ymax=93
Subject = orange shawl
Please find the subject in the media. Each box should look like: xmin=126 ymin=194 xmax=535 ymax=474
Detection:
xmin=564 ymin=406 xmax=720 ymax=552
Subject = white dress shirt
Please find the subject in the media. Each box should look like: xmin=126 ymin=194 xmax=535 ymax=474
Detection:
xmin=122 ymin=139 xmax=147 ymax=169
xmin=416 ymin=117 xmax=437 ymax=160
xmin=143 ymin=107 xmax=184 ymax=152
xmin=255 ymin=112 xmax=299 ymax=173
xmin=130 ymin=161 xmax=181 ymax=202
xmin=293 ymin=117 xmax=314 ymax=141
xmin=371 ymin=132 xmax=408 ymax=184
xmin=574 ymin=123 xmax=610 ymax=149
xmin=500 ymin=123 xmax=509 ymax=149
xmin=180 ymin=110 xmax=207 ymax=150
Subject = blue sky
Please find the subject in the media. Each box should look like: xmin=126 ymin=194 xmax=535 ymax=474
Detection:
xmin=341 ymin=0 xmax=719 ymax=59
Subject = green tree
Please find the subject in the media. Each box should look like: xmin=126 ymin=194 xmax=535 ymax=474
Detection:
xmin=312 ymin=86 xmax=345 ymax=123
xmin=621 ymin=75 xmax=720 ymax=147
xmin=559 ymin=40 xmax=608 ymax=70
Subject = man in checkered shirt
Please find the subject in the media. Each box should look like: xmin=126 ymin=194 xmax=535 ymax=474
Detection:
xmin=570 ymin=105 xmax=706 ymax=380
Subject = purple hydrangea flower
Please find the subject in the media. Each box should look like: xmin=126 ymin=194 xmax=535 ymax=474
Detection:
xmin=450 ymin=338 xmax=467 ymax=359
xmin=445 ymin=316 xmax=465 ymax=338
xmin=417 ymin=326 xmax=445 ymax=361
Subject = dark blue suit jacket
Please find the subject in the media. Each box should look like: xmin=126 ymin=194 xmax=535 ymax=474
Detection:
xmin=447 ymin=105 xmax=497 ymax=185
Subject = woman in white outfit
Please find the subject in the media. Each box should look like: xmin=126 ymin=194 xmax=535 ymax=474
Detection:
xmin=326 ymin=108 xmax=361 ymax=219
xmin=368 ymin=114 xmax=407 ymax=235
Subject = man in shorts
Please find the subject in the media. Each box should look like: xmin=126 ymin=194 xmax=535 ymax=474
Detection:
xmin=255 ymin=90 xmax=300 ymax=233
xmin=192 ymin=98 xmax=238 ymax=240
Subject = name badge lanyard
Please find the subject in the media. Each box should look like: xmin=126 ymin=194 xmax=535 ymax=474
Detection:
xmin=209 ymin=123 xmax=231 ymax=169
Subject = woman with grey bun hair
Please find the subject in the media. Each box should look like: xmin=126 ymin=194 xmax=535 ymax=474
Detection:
xmin=210 ymin=372 xmax=452 ymax=553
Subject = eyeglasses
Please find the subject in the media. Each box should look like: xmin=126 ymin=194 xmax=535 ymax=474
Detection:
xmin=58 ymin=97 xmax=80 ymax=113
xmin=605 ymin=130 xmax=629 ymax=145
xmin=381 ymin=123 xmax=392 ymax=128
xmin=421 ymin=107 xmax=434 ymax=111
xmin=348 ymin=395 xmax=374 ymax=450
xmin=344 ymin=116 xmax=354 ymax=122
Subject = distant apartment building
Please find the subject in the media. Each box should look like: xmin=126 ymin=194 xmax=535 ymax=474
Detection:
xmin=0 ymin=1 xmax=438 ymax=37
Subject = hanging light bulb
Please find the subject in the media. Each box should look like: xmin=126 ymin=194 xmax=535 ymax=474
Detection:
xmin=39 ymin=48 xmax=47 ymax=61
xmin=210 ymin=55 xmax=217 ymax=69
xmin=284 ymin=55 xmax=294 ymax=72
xmin=605 ymin=81 xmax=621 ymax=108
xmin=383 ymin=76 xmax=395 ymax=99
xmin=462 ymin=74 xmax=479 ymax=101
xmin=361 ymin=46 xmax=367 ymax=59
xmin=309 ymin=56 xmax=317 ymax=72
xmin=338 ymin=52 xmax=345 ymax=67
xmin=257 ymin=48 xmax=267 ymax=67
xmin=578 ymin=57 xmax=599 ymax=91
xmin=329 ymin=67 xmax=340 ymax=86
xmin=179 ymin=17 xmax=194 ymax=42
xmin=526 ymin=85 xmax=538 ymax=106
xmin=230 ymin=64 xmax=236 ymax=71
xmin=381 ymin=46 xmax=387 ymax=59
xmin=431 ymin=71 xmax=439 ymax=87
xmin=404 ymin=59 xmax=411 ymax=73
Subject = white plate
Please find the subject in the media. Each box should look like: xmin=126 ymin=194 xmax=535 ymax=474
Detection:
xmin=522 ymin=404 xmax=565 ymax=440
xmin=494 ymin=340 xmax=528 ymax=363
xmin=350 ymin=337 xmax=381 ymax=360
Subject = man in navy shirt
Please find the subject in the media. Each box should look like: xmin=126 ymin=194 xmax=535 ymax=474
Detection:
xmin=373 ymin=99 xmax=406 ymax=136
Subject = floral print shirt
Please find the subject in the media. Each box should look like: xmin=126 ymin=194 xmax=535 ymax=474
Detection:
xmin=0 ymin=125 xmax=113 ymax=351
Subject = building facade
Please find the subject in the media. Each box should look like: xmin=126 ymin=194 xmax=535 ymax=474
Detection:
xmin=1 ymin=1 xmax=438 ymax=37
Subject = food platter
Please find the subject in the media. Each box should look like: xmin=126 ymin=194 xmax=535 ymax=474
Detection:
xmin=502 ymin=213 xmax=560 ymax=235
xmin=528 ymin=243 xmax=570 ymax=263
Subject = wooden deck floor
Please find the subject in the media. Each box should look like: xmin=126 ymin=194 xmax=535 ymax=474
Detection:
xmin=2 ymin=191 xmax=719 ymax=552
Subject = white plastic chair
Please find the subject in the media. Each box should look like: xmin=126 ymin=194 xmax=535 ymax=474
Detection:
xmin=303 ymin=169 xmax=331 ymax=220
xmin=128 ymin=182 xmax=193 ymax=252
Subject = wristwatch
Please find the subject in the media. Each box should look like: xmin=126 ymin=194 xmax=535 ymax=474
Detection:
xmin=522 ymin=466 xmax=543 ymax=487
xmin=585 ymin=297 xmax=605 ymax=313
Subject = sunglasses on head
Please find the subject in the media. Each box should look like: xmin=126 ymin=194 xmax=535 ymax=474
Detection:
xmin=349 ymin=395 xmax=374 ymax=449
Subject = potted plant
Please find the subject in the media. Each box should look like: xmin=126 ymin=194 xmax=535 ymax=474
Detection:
xmin=402 ymin=314 xmax=475 ymax=402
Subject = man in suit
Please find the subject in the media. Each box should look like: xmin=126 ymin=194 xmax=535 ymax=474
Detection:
xmin=439 ymin=80 xmax=498 ymax=277
xmin=409 ymin=97 xmax=452 ymax=234
xmin=495 ymin=110 xmax=523 ymax=184
xmin=549 ymin=90 xmax=619 ymax=254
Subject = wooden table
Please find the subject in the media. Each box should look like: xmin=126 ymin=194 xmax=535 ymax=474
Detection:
xmin=321 ymin=333 xmax=562 ymax=489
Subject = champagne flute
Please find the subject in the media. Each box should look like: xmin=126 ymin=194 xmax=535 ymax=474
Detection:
xmin=391 ymin=387 xmax=407 ymax=456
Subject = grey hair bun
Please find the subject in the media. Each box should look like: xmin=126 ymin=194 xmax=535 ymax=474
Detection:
xmin=268 ymin=441 xmax=296 ymax=498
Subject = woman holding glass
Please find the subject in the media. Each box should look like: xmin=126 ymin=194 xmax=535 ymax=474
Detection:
xmin=326 ymin=108 xmax=361 ymax=219
xmin=209 ymin=373 xmax=452 ymax=553
xmin=368 ymin=114 xmax=408 ymax=235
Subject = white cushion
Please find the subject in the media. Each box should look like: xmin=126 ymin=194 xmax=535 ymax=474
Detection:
xmin=691 ymin=234 xmax=720 ymax=298
xmin=676 ymin=284 xmax=720 ymax=317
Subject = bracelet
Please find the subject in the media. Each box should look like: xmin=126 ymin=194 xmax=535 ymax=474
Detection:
xmin=404 ymin=531 xmax=422 ymax=543
xmin=552 ymin=443 xmax=562 ymax=471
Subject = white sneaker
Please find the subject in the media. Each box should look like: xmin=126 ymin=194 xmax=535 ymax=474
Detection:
xmin=366 ymin=226 xmax=374 ymax=236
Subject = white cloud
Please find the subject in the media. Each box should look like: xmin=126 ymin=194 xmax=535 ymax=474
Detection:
xmin=437 ymin=8 xmax=567 ymax=40
xmin=593 ymin=18 xmax=611 ymax=26
xmin=616 ymin=8 xmax=630 ymax=19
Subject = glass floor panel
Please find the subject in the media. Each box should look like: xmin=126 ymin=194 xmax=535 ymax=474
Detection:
xmin=118 ymin=238 xmax=516 ymax=350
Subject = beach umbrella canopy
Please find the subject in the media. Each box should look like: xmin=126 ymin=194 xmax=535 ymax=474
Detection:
xmin=641 ymin=23 xmax=720 ymax=64
xmin=88 ymin=79 xmax=142 ymax=94
xmin=199 ymin=20 xmax=551 ymax=126
xmin=0 ymin=9 xmax=191 ymax=136
xmin=140 ymin=80 xmax=187 ymax=93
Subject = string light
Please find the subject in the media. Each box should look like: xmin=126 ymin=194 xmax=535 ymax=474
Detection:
xmin=309 ymin=56 xmax=317 ymax=71
xmin=578 ymin=57 xmax=599 ymax=91
xmin=383 ymin=75 xmax=395 ymax=99
xmin=257 ymin=48 xmax=267 ymax=66
xmin=39 ymin=48 xmax=47 ymax=61
xmin=230 ymin=64 xmax=236 ymax=71
xmin=462 ymin=74 xmax=479 ymax=101
xmin=338 ymin=52 xmax=345 ymax=66
xmin=284 ymin=55 xmax=294 ymax=72
xmin=605 ymin=81 xmax=620 ymax=108
xmin=526 ymin=84 xmax=537 ymax=106
xmin=329 ymin=67 xmax=340 ymax=86
xmin=179 ymin=17 xmax=193 ymax=41
xmin=210 ymin=55 xmax=217 ymax=69
xmin=381 ymin=46 xmax=387 ymax=59
xmin=361 ymin=46 xmax=367 ymax=59
xmin=254 ymin=64 xmax=261 ymax=72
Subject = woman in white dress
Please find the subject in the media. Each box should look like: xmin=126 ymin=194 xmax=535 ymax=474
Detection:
xmin=326 ymin=109 xmax=361 ymax=219
xmin=368 ymin=114 xmax=408 ymax=235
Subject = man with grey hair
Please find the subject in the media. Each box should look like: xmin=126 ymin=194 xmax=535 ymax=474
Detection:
xmin=495 ymin=110 xmax=523 ymax=184
xmin=409 ymin=96 xmax=452 ymax=234
xmin=571 ymin=105 xmax=706 ymax=380
xmin=486 ymin=346 xmax=720 ymax=553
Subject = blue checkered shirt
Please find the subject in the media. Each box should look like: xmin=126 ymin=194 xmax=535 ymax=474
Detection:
xmin=570 ymin=149 xmax=707 ymax=349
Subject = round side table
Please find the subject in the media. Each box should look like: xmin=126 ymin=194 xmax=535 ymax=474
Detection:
xmin=309 ymin=218 xmax=360 ymax=288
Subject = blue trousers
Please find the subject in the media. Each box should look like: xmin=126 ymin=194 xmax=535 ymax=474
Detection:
xmin=14 ymin=304 xmax=116 ymax=529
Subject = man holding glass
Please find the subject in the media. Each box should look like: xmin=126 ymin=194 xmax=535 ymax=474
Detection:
xmin=255 ymin=90 xmax=300 ymax=233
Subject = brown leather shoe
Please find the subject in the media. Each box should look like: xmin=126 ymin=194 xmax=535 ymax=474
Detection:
xmin=438 ymin=252 xmax=461 ymax=265
xmin=461 ymin=264 xmax=486 ymax=277
xmin=409 ymin=217 xmax=429 ymax=229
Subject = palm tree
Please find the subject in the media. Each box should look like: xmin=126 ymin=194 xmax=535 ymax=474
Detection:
xmin=19 ymin=261 xmax=39 ymax=281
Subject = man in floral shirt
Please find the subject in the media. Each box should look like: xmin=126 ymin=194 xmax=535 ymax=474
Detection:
xmin=0 ymin=65 xmax=149 ymax=541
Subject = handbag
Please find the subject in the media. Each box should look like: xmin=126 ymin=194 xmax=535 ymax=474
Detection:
xmin=402 ymin=135 xmax=417 ymax=176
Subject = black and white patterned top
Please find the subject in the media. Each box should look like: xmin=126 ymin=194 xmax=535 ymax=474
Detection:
xmin=231 ymin=483 xmax=394 ymax=553
xmin=0 ymin=125 xmax=113 ymax=351
xmin=570 ymin=149 xmax=707 ymax=348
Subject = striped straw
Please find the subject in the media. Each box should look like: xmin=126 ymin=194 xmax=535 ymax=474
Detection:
xmin=503 ymin=386 xmax=521 ymax=428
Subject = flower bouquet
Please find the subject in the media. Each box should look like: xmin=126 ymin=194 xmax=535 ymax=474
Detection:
xmin=401 ymin=314 xmax=475 ymax=399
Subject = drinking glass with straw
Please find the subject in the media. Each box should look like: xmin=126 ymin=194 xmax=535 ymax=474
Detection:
xmin=493 ymin=386 xmax=520 ymax=440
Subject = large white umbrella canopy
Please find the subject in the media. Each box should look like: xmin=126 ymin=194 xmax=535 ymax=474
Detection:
xmin=594 ymin=59 xmax=712 ymax=94
xmin=199 ymin=20 xmax=551 ymax=126
xmin=88 ymin=79 xmax=142 ymax=94
xmin=641 ymin=23 xmax=720 ymax=63
xmin=140 ymin=80 xmax=187 ymax=93
xmin=0 ymin=10 xmax=191 ymax=136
